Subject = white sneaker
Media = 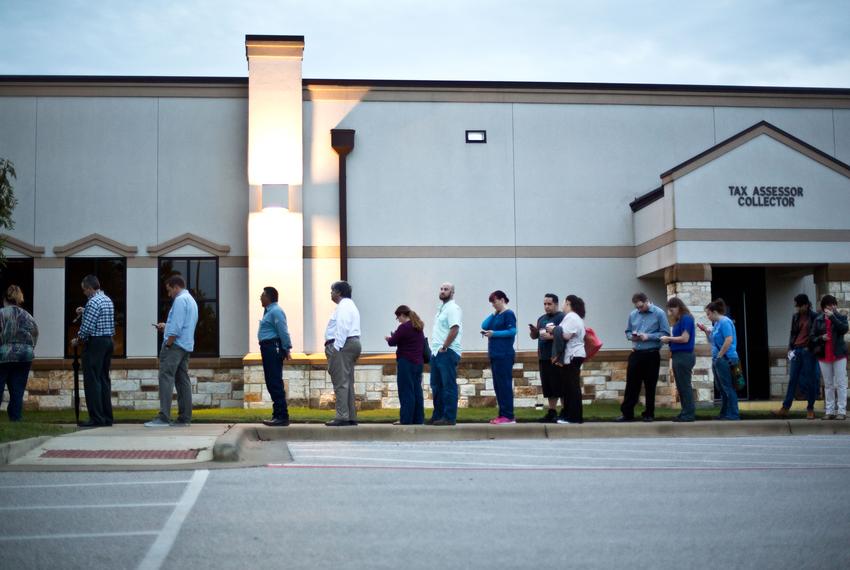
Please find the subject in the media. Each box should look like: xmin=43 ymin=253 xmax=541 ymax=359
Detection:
xmin=144 ymin=417 xmax=171 ymax=427
xmin=556 ymin=419 xmax=571 ymax=424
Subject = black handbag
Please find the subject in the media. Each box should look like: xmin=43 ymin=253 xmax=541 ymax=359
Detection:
xmin=422 ymin=337 xmax=431 ymax=364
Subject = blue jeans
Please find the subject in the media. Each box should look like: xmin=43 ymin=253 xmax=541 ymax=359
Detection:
xmin=429 ymin=349 xmax=460 ymax=423
xmin=783 ymin=348 xmax=820 ymax=411
xmin=490 ymin=354 xmax=515 ymax=420
xmin=260 ymin=341 xmax=289 ymax=420
xmin=397 ymin=357 xmax=424 ymax=424
xmin=671 ymin=351 xmax=696 ymax=420
xmin=0 ymin=361 xmax=32 ymax=421
xmin=713 ymin=357 xmax=740 ymax=420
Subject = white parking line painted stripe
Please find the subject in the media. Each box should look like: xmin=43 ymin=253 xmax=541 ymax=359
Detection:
xmin=137 ymin=469 xmax=209 ymax=570
xmin=0 ymin=503 xmax=178 ymax=511
xmin=0 ymin=480 xmax=191 ymax=490
xmin=0 ymin=531 xmax=159 ymax=542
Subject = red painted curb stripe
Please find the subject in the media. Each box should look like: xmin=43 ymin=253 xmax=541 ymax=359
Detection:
xmin=41 ymin=449 xmax=199 ymax=459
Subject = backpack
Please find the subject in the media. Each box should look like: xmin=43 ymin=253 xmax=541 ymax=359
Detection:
xmin=584 ymin=327 xmax=603 ymax=360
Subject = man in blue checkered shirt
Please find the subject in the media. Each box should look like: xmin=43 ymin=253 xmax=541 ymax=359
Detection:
xmin=70 ymin=274 xmax=115 ymax=428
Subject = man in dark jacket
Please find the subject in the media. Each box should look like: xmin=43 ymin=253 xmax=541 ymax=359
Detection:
xmin=810 ymin=295 xmax=849 ymax=420
xmin=773 ymin=294 xmax=820 ymax=419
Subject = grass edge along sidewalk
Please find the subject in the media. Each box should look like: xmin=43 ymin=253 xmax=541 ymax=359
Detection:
xmin=0 ymin=402 xmax=822 ymax=444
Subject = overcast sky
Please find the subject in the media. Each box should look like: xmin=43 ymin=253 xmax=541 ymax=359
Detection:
xmin=2 ymin=0 xmax=849 ymax=87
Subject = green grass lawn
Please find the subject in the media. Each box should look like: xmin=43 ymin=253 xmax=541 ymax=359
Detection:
xmin=5 ymin=402 xmax=807 ymax=429
xmin=0 ymin=421 xmax=74 ymax=444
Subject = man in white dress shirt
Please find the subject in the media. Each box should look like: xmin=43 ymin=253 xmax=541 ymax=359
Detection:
xmin=324 ymin=281 xmax=362 ymax=426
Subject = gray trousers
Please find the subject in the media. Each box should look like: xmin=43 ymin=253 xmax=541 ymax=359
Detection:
xmin=158 ymin=345 xmax=192 ymax=422
xmin=326 ymin=338 xmax=362 ymax=421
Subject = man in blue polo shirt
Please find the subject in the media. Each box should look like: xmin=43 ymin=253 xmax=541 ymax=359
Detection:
xmin=617 ymin=292 xmax=670 ymax=422
xmin=146 ymin=275 xmax=198 ymax=427
xmin=258 ymin=286 xmax=292 ymax=427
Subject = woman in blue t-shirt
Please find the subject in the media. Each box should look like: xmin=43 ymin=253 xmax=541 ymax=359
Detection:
xmin=661 ymin=297 xmax=696 ymax=422
xmin=698 ymin=298 xmax=740 ymax=420
xmin=482 ymin=290 xmax=517 ymax=424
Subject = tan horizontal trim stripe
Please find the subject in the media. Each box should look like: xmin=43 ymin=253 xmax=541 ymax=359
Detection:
xmin=636 ymin=228 xmax=850 ymax=258
xmin=515 ymin=246 xmax=635 ymax=258
xmin=305 ymin=245 xmax=637 ymax=259
xmin=305 ymin=86 xmax=850 ymax=108
xmin=219 ymin=256 xmax=249 ymax=268
xmin=33 ymin=257 xmax=64 ymax=269
xmin=304 ymin=245 xmax=341 ymax=259
xmin=0 ymin=84 xmax=248 ymax=98
xmin=3 ymin=82 xmax=848 ymax=108
xmin=127 ymin=257 xmax=157 ymax=269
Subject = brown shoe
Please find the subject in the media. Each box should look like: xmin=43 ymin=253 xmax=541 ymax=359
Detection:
xmin=771 ymin=407 xmax=789 ymax=418
xmin=807 ymin=410 xmax=815 ymax=420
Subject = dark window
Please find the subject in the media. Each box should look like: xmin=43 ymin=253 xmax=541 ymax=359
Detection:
xmin=158 ymin=258 xmax=219 ymax=357
xmin=0 ymin=258 xmax=35 ymax=315
xmin=65 ymin=258 xmax=127 ymax=358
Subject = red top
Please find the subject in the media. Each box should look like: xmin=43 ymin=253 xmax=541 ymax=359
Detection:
xmin=822 ymin=318 xmax=847 ymax=363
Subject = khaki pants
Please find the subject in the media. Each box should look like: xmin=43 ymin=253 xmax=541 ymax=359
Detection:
xmin=326 ymin=338 xmax=362 ymax=421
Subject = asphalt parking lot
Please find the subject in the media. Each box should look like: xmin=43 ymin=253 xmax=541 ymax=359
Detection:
xmin=2 ymin=435 xmax=849 ymax=569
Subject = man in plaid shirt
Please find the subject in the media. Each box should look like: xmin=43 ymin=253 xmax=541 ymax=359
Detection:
xmin=70 ymin=274 xmax=115 ymax=428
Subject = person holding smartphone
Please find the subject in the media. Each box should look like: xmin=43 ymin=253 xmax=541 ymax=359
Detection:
xmin=481 ymin=290 xmax=517 ymax=424
xmin=699 ymin=298 xmax=740 ymax=421
xmin=661 ymin=297 xmax=696 ymax=422
xmin=529 ymin=294 xmax=565 ymax=423
xmin=810 ymin=295 xmax=848 ymax=420
xmin=617 ymin=292 xmax=670 ymax=422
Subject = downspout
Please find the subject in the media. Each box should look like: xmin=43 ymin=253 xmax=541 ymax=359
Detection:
xmin=331 ymin=129 xmax=355 ymax=281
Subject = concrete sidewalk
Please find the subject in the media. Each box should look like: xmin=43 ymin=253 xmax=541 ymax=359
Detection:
xmin=6 ymin=424 xmax=230 ymax=469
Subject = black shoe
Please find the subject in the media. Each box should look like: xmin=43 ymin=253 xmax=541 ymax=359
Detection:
xmin=425 ymin=418 xmax=439 ymax=425
xmin=538 ymin=409 xmax=558 ymax=423
xmin=262 ymin=418 xmax=290 ymax=427
xmin=325 ymin=419 xmax=352 ymax=427
xmin=433 ymin=419 xmax=456 ymax=426
xmin=614 ymin=416 xmax=635 ymax=423
xmin=642 ymin=416 xmax=655 ymax=423
xmin=77 ymin=420 xmax=101 ymax=428
xmin=672 ymin=416 xmax=694 ymax=423
xmin=348 ymin=420 xmax=358 ymax=426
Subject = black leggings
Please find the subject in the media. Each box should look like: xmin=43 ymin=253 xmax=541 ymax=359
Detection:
xmin=560 ymin=357 xmax=585 ymax=423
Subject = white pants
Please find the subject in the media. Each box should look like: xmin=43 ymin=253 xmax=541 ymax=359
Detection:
xmin=819 ymin=358 xmax=848 ymax=415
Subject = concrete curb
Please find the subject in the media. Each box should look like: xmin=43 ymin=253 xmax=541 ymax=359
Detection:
xmin=0 ymin=436 xmax=53 ymax=466
xmin=212 ymin=420 xmax=850 ymax=461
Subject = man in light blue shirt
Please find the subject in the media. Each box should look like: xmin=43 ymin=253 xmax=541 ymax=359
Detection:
xmin=429 ymin=282 xmax=463 ymax=426
xmin=258 ymin=286 xmax=292 ymax=427
xmin=617 ymin=292 xmax=670 ymax=423
xmin=146 ymin=275 xmax=198 ymax=427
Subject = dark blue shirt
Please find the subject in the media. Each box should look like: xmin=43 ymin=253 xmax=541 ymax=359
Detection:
xmin=481 ymin=309 xmax=517 ymax=358
xmin=670 ymin=314 xmax=695 ymax=353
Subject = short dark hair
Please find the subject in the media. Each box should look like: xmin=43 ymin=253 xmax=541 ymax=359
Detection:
xmin=332 ymin=281 xmax=352 ymax=299
xmin=794 ymin=293 xmax=811 ymax=308
xmin=165 ymin=275 xmax=186 ymax=289
xmin=566 ymin=294 xmax=586 ymax=319
xmin=263 ymin=286 xmax=279 ymax=303
xmin=820 ymin=294 xmax=838 ymax=310
xmin=488 ymin=290 xmax=509 ymax=304
xmin=81 ymin=274 xmax=100 ymax=290
xmin=544 ymin=293 xmax=559 ymax=305
xmin=632 ymin=292 xmax=648 ymax=304
xmin=706 ymin=298 xmax=727 ymax=314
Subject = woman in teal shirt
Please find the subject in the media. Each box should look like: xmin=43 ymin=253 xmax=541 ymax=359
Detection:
xmin=481 ymin=290 xmax=517 ymax=424
xmin=698 ymin=298 xmax=740 ymax=420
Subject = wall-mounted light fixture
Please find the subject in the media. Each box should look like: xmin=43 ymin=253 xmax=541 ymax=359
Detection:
xmin=465 ymin=130 xmax=487 ymax=143
xmin=261 ymin=184 xmax=289 ymax=210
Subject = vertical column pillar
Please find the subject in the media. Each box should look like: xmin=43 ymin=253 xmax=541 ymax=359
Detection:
xmin=665 ymin=264 xmax=714 ymax=408
xmin=245 ymin=35 xmax=305 ymax=357
xmin=815 ymin=264 xmax=850 ymax=316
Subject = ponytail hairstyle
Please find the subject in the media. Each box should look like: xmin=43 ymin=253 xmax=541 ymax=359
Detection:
xmin=705 ymin=298 xmax=727 ymax=315
xmin=395 ymin=305 xmax=424 ymax=331
xmin=4 ymin=285 xmax=24 ymax=306
xmin=566 ymin=294 xmax=586 ymax=319
xmin=666 ymin=296 xmax=691 ymax=323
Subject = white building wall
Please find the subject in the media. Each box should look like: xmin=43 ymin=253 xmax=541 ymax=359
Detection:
xmin=32 ymin=267 xmax=64 ymax=358
xmin=764 ymin=270 xmax=817 ymax=348
xmin=0 ymin=97 xmax=36 ymax=245
xmin=126 ymin=267 xmax=158 ymax=357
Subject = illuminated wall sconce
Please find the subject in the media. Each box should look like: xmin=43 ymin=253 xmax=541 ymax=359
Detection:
xmin=465 ymin=130 xmax=487 ymax=143
xmin=261 ymin=184 xmax=289 ymax=210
